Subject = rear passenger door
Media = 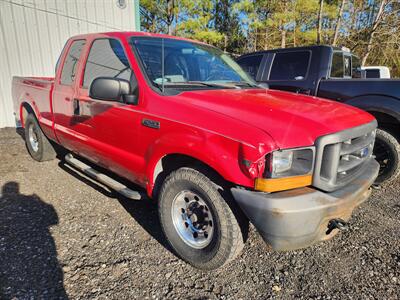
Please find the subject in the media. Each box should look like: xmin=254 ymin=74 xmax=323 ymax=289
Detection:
xmin=53 ymin=39 xmax=86 ymax=150
xmin=73 ymin=38 xmax=143 ymax=182
xmin=262 ymin=51 xmax=313 ymax=95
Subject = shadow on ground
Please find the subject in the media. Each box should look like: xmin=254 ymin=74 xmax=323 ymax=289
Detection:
xmin=57 ymin=161 xmax=173 ymax=253
xmin=0 ymin=182 xmax=67 ymax=299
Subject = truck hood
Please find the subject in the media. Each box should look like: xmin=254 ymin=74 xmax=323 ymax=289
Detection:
xmin=176 ymin=88 xmax=375 ymax=149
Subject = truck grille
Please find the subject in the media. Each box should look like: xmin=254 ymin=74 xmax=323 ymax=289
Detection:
xmin=313 ymin=120 xmax=377 ymax=192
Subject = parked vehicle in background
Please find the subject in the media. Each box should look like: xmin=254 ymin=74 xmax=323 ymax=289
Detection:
xmin=361 ymin=66 xmax=391 ymax=78
xmin=13 ymin=33 xmax=378 ymax=269
xmin=237 ymin=45 xmax=400 ymax=184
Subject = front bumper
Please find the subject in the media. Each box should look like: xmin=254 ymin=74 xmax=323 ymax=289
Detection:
xmin=231 ymin=158 xmax=379 ymax=251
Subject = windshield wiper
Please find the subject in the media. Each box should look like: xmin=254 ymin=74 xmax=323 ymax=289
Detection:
xmin=154 ymin=81 xmax=238 ymax=89
xmin=226 ymin=81 xmax=260 ymax=88
xmin=185 ymin=81 xmax=238 ymax=88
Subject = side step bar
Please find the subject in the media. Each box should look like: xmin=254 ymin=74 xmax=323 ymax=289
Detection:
xmin=65 ymin=153 xmax=142 ymax=200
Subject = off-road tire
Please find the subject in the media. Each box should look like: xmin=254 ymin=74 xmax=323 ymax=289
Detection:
xmin=373 ymin=128 xmax=400 ymax=184
xmin=24 ymin=113 xmax=56 ymax=162
xmin=158 ymin=167 xmax=247 ymax=270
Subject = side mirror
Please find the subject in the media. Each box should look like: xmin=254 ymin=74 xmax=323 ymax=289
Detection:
xmin=89 ymin=77 xmax=138 ymax=105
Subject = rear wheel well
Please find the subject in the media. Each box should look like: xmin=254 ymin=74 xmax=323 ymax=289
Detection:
xmin=152 ymin=154 xmax=229 ymax=200
xmin=367 ymin=111 xmax=400 ymax=140
xmin=21 ymin=102 xmax=36 ymax=127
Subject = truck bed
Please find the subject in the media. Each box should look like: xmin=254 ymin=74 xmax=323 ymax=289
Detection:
xmin=318 ymin=79 xmax=400 ymax=103
xmin=12 ymin=76 xmax=55 ymax=139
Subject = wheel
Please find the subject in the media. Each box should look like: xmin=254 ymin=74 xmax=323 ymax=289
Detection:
xmin=373 ymin=128 xmax=400 ymax=184
xmin=24 ymin=113 xmax=56 ymax=162
xmin=158 ymin=167 xmax=247 ymax=270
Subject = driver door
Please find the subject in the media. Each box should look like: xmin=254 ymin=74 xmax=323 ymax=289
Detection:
xmin=73 ymin=38 xmax=143 ymax=183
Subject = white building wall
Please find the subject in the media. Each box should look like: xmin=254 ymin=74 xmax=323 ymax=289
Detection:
xmin=0 ymin=0 xmax=140 ymax=128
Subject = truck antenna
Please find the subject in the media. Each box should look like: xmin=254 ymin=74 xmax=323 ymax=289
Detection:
xmin=161 ymin=38 xmax=165 ymax=93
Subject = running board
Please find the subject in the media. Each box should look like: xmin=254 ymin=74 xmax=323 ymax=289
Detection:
xmin=64 ymin=154 xmax=142 ymax=200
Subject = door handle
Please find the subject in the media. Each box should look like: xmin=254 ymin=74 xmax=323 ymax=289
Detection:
xmin=73 ymin=98 xmax=80 ymax=115
xmin=142 ymin=118 xmax=160 ymax=129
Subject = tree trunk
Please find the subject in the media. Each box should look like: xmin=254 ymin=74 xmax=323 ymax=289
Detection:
xmin=264 ymin=27 xmax=268 ymax=50
xmin=254 ymin=28 xmax=258 ymax=51
xmin=361 ymin=0 xmax=387 ymax=65
xmin=281 ymin=29 xmax=286 ymax=48
xmin=167 ymin=0 xmax=175 ymax=35
xmin=332 ymin=0 xmax=346 ymax=46
xmin=293 ymin=23 xmax=297 ymax=47
xmin=317 ymin=0 xmax=324 ymax=44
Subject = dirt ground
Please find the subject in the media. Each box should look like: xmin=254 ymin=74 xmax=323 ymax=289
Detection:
xmin=0 ymin=127 xmax=399 ymax=299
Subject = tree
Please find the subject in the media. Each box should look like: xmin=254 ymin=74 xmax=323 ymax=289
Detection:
xmin=317 ymin=0 xmax=324 ymax=44
xmin=140 ymin=0 xmax=400 ymax=77
xmin=361 ymin=0 xmax=388 ymax=65
xmin=140 ymin=0 xmax=179 ymax=34
xmin=332 ymin=0 xmax=346 ymax=46
xmin=214 ymin=0 xmax=246 ymax=52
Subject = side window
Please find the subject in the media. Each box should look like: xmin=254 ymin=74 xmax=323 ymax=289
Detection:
xmin=344 ymin=55 xmax=351 ymax=77
xmin=330 ymin=52 xmax=344 ymax=78
xmin=237 ymin=55 xmax=263 ymax=79
xmin=351 ymin=55 xmax=362 ymax=78
xmin=269 ymin=51 xmax=310 ymax=80
xmin=366 ymin=69 xmax=380 ymax=78
xmin=83 ymin=39 xmax=132 ymax=89
xmin=60 ymin=40 xmax=86 ymax=85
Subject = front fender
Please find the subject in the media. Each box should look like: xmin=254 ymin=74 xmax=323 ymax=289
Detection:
xmin=144 ymin=130 xmax=274 ymax=196
xmin=344 ymin=95 xmax=400 ymax=122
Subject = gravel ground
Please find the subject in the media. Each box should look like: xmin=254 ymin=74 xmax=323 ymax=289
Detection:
xmin=0 ymin=127 xmax=399 ymax=299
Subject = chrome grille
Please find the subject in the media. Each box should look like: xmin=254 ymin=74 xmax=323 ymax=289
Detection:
xmin=313 ymin=120 xmax=377 ymax=192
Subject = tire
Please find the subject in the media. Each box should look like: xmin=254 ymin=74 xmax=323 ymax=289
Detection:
xmin=158 ymin=167 xmax=247 ymax=270
xmin=24 ymin=113 xmax=56 ymax=162
xmin=373 ymin=128 xmax=400 ymax=184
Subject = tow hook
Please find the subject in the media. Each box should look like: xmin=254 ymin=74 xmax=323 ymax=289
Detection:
xmin=326 ymin=218 xmax=349 ymax=235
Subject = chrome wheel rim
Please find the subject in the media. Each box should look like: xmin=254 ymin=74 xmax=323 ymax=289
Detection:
xmin=28 ymin=124 xmax=39 ymax=152
xmin=171 ymin=190 xmax=214 ymax=249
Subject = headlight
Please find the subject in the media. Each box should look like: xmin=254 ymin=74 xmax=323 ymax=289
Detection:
xmin=266 ymin=147 xmax=315 ymax=178
xmin=255 ymin=147 xmax=315 ymax=193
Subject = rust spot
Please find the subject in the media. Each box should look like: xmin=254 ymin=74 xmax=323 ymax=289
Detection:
xmin=271 ymin=208 xmax=283 ymax=218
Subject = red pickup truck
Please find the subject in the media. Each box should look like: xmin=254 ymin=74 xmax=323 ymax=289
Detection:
xmin=12 ymin=32 xmax=379 ymax=270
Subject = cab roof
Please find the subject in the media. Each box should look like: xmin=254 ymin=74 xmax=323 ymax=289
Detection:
xmin=69 ymin=31 xmax=209 ymax=46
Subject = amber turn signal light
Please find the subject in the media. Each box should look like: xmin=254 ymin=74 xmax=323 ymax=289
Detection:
xmin=255 ymin=174 xmax=312 ymax=193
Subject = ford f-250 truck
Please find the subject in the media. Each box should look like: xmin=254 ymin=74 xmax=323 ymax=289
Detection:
xmin=12 ymin=33 xmax=379 ymax=270
xmin=237 ymin=45 xmax=400 ymax=185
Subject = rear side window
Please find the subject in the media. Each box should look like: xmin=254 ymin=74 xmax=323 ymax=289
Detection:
xmin=344 ymin=55 xmax=351 ymax=77
xmin=352 ymin=55 xmax=362 ymax=78
xmin=237 ymin=55 xmax=263 ymax=79
xmin=366 ymin=69 xmax=380 ymax=78
xmin=269 ymin=51 xmax=310 ymax=80
xmin=330 ymin=52 xmax=344 ymax=78
xmin=60 ymin=40 xmax=86 ymax=85
xmin=83 ymin=39 xmax=132 ymax=89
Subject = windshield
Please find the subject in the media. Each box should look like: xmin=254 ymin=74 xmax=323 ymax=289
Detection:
xmin=130 ymin=37 xmax=256 ymax=92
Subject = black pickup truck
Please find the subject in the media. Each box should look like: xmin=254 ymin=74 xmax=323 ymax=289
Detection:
xmin=237 ymin=45 xmax=400 ymax=184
